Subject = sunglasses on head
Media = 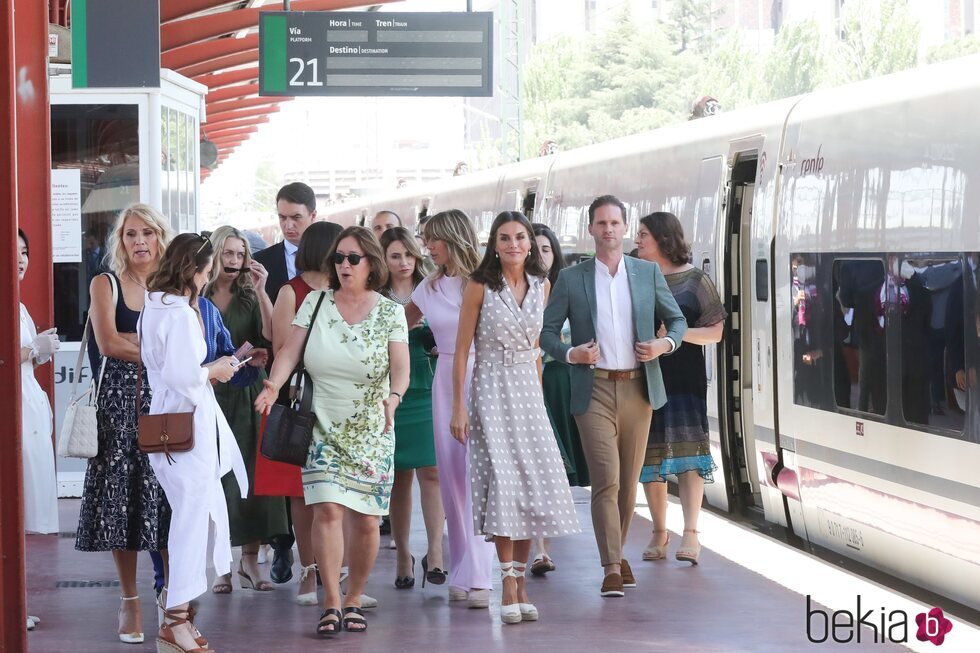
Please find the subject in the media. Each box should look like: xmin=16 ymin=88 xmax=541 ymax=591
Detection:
xmin=331 ymin=252 xmax=363 ymax=266
xmin=195 ymin=234 xmax=210 ymax=254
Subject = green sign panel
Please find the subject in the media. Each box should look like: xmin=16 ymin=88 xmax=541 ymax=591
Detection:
xmin=259 ymin=11 xmax=493 ymax=97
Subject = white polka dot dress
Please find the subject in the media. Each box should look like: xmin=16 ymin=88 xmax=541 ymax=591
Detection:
xmin=468 ymin=275 xmax=581 ymax=540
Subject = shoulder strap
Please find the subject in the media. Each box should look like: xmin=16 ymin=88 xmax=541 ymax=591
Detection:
xmin=296 ymin=291 xmax=327 ymax=374
xmin=71 ymin=273 xmax=119 ymax=402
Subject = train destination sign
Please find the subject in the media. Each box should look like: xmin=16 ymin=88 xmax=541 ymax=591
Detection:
xmin=259 ymin=11 xmax=493 ymax=97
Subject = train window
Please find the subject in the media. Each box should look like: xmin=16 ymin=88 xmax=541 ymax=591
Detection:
xmin=755 ymin=259 xmax=768 ymax=301
xmin=899 ymin=255 xmax=968 ymax=434
xmin=834 ymin=259 xmax=887 ymax=415
xmin=791 ymin=254 xmax=836 ymax=411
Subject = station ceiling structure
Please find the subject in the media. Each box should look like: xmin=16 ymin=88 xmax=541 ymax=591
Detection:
xmin=48 ymin=0 xmax=402 ymax=178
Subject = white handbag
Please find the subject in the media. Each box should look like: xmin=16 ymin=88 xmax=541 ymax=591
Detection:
xmin=58 ymin=275 xmax=114 ymax=459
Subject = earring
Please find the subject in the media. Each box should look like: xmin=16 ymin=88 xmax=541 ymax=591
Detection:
xmin=495 ymin=251 xmax=499 ymax=259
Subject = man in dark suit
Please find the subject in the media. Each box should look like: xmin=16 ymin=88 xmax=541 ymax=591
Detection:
xmin=253 ymin=181 xmax=317 ymax=305
xmin=254 ymin=181 xmax=317 ymax=583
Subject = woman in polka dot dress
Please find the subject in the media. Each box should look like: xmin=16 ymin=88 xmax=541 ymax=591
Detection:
xmin=451 ymin=211 xmax=580 ymax=625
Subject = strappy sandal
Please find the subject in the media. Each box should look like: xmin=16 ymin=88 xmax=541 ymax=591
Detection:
xmin=675 ymin=529 xmax=701 ymax=565
xmin=157 ymin=607 xmax=210 ymax=653
xmin=342 ymin=606 xmax=368 ymax=633
xmin=511 ymin=562 xmax=538 ymax=621
xmin=316 ymin=609 xmax=342 ymax=637
xmin=498 ymin=563 xmax=522 ymax=625
xmin=529 ymin=554 xmax=555 ymax=576
xmin=642 ymin=530 xmax=670 ymax=561
xmin=238 ymin=552 xmax=275 ymax=591
xmin=210 ymin=575 xmax=232 ymax=594
xmin=118 ymin=596 xmax=144 ymax=644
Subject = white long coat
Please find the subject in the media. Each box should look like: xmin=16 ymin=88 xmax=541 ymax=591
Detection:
xmin=140 ymin=292 xmax=248 ymax=608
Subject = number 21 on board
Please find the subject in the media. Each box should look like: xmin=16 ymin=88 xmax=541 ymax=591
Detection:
xmin=289 ymin=58 xmax=323 ymax=86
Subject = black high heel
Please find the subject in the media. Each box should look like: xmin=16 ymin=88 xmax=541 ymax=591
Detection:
xmin=421 ymin=554 xmax=448 ymax=587
xmin=394 ymin=555 xmax=415 ymax=589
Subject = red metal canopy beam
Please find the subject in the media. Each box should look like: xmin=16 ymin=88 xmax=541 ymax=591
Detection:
xmin=206 ymin=126 xmax=258 ymax=139
xmin=208 ymin=82 xmax=260 ymax=103
xmin=178 ymin=49 xmax=257 ymax=78
xmin=194 ymin=65 xmax=259 ymax=90
xmin=207 ymin=96 xmax=281 ymax=114
xmin=161 ymin=0 xmax=399 ymax=51
xmin=208 ymin=105 xmax=280 ymax=123
xmin=161 ymin=0 xmax=243 ymax=23
xmin=162 ymin=33 xmax=259 ymax=70
xmin=205 ymin=115 xmax=269 ymax=132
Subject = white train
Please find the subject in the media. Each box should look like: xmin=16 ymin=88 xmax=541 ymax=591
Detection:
xmin=319 ymin=55 xmax=980 ymax=613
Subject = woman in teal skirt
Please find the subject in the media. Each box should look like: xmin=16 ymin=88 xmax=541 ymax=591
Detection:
xmin=530 ymin=224 xmax=591 ymax=576
xmin=380 ymin=227 xmax=446 ymax=589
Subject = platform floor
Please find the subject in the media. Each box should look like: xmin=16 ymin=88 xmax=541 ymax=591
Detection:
xmin=25 ymin=489 xmax=916 ymax=653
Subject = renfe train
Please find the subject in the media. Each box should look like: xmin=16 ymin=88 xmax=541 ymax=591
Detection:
xmin=315 ymin=55 xmax=980 ymax=612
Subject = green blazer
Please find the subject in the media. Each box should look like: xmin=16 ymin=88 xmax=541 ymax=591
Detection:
xmin=541 ymin=256 xmax=687 ymax=415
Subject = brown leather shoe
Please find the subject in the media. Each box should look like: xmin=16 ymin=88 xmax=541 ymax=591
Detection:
xmin=620 ymin=559 xmax=637 ymax=588
xmin=600 ymin=573 xmax=625 ymax=597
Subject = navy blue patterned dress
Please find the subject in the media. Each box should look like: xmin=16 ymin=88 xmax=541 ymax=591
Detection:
xmin=640 ymin=268 xmax=727 ymax=484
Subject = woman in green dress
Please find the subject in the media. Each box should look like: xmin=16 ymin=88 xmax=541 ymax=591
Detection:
xmin=379 ymin=227 xmax=446 ymax=589
xmin=256 ymin=226 xmax=409 ymax=635
xmin=205 ymin=226 xmax=287 ymax=592
xmin=529 ymin=224 xmax=591 ymax=576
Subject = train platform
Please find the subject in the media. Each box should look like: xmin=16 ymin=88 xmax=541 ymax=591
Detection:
xmin=23 ymin=488 xmax=980 ymax=653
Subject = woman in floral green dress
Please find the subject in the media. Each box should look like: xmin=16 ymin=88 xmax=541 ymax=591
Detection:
xmin=256 ymin=226 xmax=409 ymax=636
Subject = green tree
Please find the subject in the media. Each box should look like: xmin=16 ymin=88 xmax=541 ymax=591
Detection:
xmin=761 ymin=19 xmax=826 ymax=101
xmin=665 ymin=0 xmax=725 ymax=54
xmin=832 ymin=0 xmax=919 ymax=83
xmin=925 ymin=35 xmax=980 ymax=64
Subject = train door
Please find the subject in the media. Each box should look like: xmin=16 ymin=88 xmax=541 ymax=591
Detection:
xmin=719 ymin=146 xmax=764 ymax=512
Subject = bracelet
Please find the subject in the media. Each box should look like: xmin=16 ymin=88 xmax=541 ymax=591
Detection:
xmin=389 ymin=391 xmax=402 ymax=400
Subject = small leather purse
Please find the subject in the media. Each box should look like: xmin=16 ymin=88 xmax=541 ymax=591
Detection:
xmin=136 ymin=314 xmax=194 ymax=464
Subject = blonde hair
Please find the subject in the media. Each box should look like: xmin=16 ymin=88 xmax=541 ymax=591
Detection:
xmin=204 ymin=225 xmax=257 ymax=308
xmin=106 ymin=203 xmax=174 ymax=275
xmin=423 ymin=209 xmax=480 ymax=281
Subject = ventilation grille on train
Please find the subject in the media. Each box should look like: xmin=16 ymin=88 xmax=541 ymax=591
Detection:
xmin=54 ymin=580 xmax=120 ymax=589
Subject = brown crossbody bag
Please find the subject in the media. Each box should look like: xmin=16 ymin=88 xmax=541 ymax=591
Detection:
xmin=136 ymin=312 xmax=195 ymax=464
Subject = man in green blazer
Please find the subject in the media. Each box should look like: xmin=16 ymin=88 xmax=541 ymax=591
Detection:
xmin=541 ymin=195 xmax=687 ymax=597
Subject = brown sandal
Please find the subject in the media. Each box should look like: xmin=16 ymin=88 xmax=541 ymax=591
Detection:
xmin=158 ymin=607 xmax=211 ymax=653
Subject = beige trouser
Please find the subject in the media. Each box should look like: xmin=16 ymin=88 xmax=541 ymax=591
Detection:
xmin=574 ymin=376 xmax=653 ymax=567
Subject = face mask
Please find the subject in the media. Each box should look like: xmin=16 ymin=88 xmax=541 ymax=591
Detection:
xmin=900 ymin=260 xmax=915 ymax=280
xmin=795 ymin=264 xmax=809 ymax=282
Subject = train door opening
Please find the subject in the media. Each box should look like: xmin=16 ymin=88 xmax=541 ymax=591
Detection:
xmin=522 ymin=187 xmax=537 ymax=220
xmin=721 ymin=151 xmax=763 ymax=512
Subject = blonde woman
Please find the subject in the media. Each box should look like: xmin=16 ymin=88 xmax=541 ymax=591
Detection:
xmin=380 ymin=227 xmax=445 ymax=590
xmin=75 ymin=203 xmax=174 ymax=644
xmin=406 ymin=210 xmax=495 ymax=608
xmin=204 ymin=226 xmax=286 ymax=593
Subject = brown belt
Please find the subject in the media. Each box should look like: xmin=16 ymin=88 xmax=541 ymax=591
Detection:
xmin=594 ymin=368 xmax=643 ymax=381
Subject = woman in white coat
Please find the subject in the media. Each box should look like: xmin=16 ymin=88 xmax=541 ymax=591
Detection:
xmin=17 ymin=228 xmax=60 ymax=536
xmin=140 ymin=233 xmax=247 ymax=653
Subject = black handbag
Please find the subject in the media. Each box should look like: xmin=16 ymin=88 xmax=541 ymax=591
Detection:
xmin=260 ymin=292 xmax=326 ymax=467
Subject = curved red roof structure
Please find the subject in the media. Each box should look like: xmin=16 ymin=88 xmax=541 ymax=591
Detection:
xmin=49 ymin=0 xmax=403 ymax=175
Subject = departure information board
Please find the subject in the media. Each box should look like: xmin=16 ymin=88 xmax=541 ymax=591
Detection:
xmin=259 ymin=11 xmax=493 ymax=97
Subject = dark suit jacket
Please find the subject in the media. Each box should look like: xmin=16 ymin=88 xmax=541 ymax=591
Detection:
xmin=541 ymin=256 xmax=687 ymax=415
xmin=253 ymin=241 xmax=290 ymax=305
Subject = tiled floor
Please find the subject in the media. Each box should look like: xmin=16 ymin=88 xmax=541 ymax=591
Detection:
xmin=24 ymin=490 xmax=910 ymax=652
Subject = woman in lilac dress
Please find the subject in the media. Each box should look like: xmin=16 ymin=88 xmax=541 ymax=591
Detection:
xmin=407 ymin=210 xmax=495 ymax=608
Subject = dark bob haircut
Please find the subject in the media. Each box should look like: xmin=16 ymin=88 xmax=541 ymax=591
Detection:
xmin=531 ymin=223 xmax=564 ymax=286
xmin=639 ymin=211 xmax=691 ymax=267
xmin=324 ymin=226 xmax=388 ymax=291
xmin=17 ymin=228 xmax=28 ymax=256
xmin=471 ymin=211 xmax=548 ymax=291
xmin=297 ymin=221 xmax=343 ymax=273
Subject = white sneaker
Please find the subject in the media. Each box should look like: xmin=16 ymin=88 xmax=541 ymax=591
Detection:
xmin=467 ymin=589 xmax=490 ymax=609
xmin=448 ymin=586 xmax=468 ymax=602
xmin=359 ymin=594 xmax=378 ymax=609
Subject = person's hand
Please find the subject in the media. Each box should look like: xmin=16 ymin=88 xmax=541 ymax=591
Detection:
xmin=31 ymin=328 xmax=60 ymax=361
xmin=568 ymin=340 xmax=600 ymax=365
xmin=450 ymin=404 xmax=469 ymax=444
xmin=634 ymin=338 xmax=670 ymax=363
xmin=254 ymin=379 xmax=279 ymax=415
xmin=250 ymin=261 xmax=269 ymax=293
xmin=207 ymin=356 xmax=237 ymax=383
xmin=247 ymin=348 xmax=269 ymax=368
xmin=383 ymin=393 xmax=401 ymax=432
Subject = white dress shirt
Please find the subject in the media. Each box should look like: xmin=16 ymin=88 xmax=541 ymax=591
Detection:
xmin=594 ymin=257 xmax=637 ymax=369
xmin=283 ymin=239 xmax=299 ymax=280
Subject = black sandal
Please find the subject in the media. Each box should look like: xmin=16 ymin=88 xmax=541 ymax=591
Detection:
xmin=317 ymin=608 xmax=342 ymax=636
xmin=342 ymin=606 xmax=367 ymax=633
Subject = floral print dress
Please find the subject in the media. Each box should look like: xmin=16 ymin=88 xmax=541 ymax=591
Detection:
xmin=294 ymin=290 xmax=408 ymax=515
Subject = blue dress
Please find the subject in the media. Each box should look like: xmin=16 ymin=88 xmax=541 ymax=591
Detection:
xmin=199 ymin=297 xmax=257 ymax=388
